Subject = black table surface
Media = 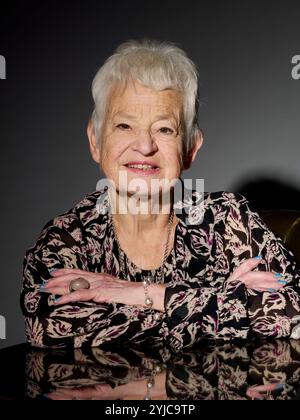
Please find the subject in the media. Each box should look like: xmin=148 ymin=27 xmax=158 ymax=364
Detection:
xmin=1 ymin=339 xmax=300 ymax=400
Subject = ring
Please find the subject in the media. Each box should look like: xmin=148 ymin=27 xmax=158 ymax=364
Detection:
xmin=69 ymin=277 xmax=91 ymax=293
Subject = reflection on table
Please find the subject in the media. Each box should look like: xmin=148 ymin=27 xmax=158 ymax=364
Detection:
xmin=1 ymin=339 xmax=300 ymax=400
xmin=21 ymin=340 xmax=300 ymax=400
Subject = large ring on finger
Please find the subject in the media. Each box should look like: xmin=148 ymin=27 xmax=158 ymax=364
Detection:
xmin=69 ymin=277 xmax=91 ymax=293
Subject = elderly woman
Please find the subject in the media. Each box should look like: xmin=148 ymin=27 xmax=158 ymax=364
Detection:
xmin=21 ymin=40 xmax=300 ymax=351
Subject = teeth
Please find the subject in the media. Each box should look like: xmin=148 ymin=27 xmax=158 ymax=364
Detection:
xmin=127 ymin=164 xmax=156 ymax=170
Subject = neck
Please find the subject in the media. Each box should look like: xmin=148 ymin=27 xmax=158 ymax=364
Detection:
xmin=108 ymin=189 xmax=175 ymax=237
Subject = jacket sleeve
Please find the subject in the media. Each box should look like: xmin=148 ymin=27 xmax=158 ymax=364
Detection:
xmin=161 ymin=279 xmax=249 ymax=351
xmin=21 ymin=221 xmax=165 ymax=349
xmin=161 ymin=194 xmax=300 ymax=351
xmin=241 ymin=201 xmax=300 ymax=339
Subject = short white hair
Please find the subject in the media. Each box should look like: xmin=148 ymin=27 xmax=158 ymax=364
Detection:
xmin=91 ymin=39 xmax=200 ymax=158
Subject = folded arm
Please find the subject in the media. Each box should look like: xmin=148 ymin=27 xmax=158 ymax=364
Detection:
xmin=161 ymin=195 xmax=300 ymax=351
xmin=21 ymin=225 xmax=164 ymax=348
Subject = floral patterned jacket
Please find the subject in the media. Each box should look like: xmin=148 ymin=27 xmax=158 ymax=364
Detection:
xmin=21 ymin=190 xmax=300 ymax=351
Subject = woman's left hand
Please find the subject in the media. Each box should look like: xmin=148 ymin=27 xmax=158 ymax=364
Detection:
xmin=44 ymin=370 xmax=167 ymax=400
xmin=41 ymin=268 xmax=145 ymax=307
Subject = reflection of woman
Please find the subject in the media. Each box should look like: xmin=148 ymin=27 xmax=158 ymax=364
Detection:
xmin=26 ymin=346 xmax=169 ymax=400
xmin=25 ymin=341 xmax=300 ymax=400
xmin=21 ymin=39 xmax=300 ymax=351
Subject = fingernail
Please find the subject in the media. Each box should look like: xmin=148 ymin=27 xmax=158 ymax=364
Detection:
xmin=274 ymin=273 xmax=284 ymax=279
xmin=275 ymin=383 xmax=285 ymax=391
xmin=255 ymin=255 xmax=263 ymax=260
xmin=268 ymin=289 xmax=276 ymax=293
xmin=52 ymin=295 xmax=61 ymax=304
xmin=39 ymin=285 xmax=47 ymax=292
xmin=278 ymin=280 xmax=287 ymax=285
xmin=50 ymin=269 xmax=59 ymax=275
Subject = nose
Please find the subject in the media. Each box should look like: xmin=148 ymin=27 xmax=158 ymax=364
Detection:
xmin=132 ymin=128 xmax=158 ymax=155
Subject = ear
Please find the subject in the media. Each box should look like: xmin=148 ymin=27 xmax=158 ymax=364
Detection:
xmin=183 ymin=128 xmax=204 ymax=170
xmin=87 ymin=120 xmax=100 ymax=163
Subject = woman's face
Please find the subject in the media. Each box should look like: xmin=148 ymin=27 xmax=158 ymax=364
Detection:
xmin=90 ymin=81 xmax=186 ymax=198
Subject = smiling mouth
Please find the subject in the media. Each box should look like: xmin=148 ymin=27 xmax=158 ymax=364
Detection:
xmin=125 ymin=164 xmax=159 ymax=170
xmin=123 ymin=163 xmax=161 ymax=175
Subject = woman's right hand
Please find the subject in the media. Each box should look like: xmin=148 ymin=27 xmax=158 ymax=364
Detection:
xmin=227 ymin=257 xmax=288 ymax=292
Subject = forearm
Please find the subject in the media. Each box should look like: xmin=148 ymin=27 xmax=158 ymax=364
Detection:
xmin=25 ymin=300 xmax=161 ymax=348
xmin=161 ymin=281 xmax=249 ymax=351
xmin=248 ymin=285 xmax=300 ymax=339
xmin=23 ymin=298 xmax=113 ymax=348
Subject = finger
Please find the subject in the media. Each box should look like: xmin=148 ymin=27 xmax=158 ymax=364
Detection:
xmin=53 ymin=387 xmax=96 ymax=399
xmin=244 ymin=281 xmax=285 ymax=292
xmin=94 ymin=384 xmax=114 ymax=394
xmin=65 ymin=387 xmax=104 ymax=399
xmin=45 ymin=273 xmax=91 ymax=288
xmin=43 ymin=391 xmax=69 ymax=401
xmin=263 ymin=281 xmax=286 ymax=290
xmin=251 ymin=384 xmax=284 ymax=392
xmin=50 ymin=268 xmax=90 ymax=277
xmin=239 ymin=270 xmax=286 ymax=283
xmin=246 ymin=389 xmax=265 ymax=400
xmin=43 ymin=286 xmax=70 ymax=296
xmin=246 ymin=383 xmax=283 ymax=400
xmin=252 ymin=278 xmax=285 ymax=289
xmin=46 ymin=271 xmax=111 ymax=287
xmin=53 ymin=289 xmax=96 ymax=305
xmin=240 ymin=271 xmax=288 ymax=291
xmin=253 ymin=286 xmax=284 ymax=293
xmin=230 ymin=257 xmax=265 ymax=282
xmin=52 ymin=385 xmax=114 ymax=400
xmin=259 ymin=271 xmax=286 ymax=282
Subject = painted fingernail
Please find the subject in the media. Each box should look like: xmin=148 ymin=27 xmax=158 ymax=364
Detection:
xmin=274 ymin=273 xmax=284 ymax=278
xmin=39 ymin=285 xmax=47 ymax=292
xmin=268 ymin=289 xmax=276 ymax=293
xmin=255 ymin=255 xmax=263 ymax=260
xmin=52 ymin=295 xmax=61 ymax=304
xmin=278 ymin=280 xmax=287 ymax=285
xmin=275 ymin=383 xmax=285 ymax=391
xmin=50 ymin=269 xmax=59 ymax=275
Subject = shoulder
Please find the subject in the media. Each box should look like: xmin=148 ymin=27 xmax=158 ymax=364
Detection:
xmin=175 ymin=191 xmax=251 ymax=227
xmin=204 ymin=191 xmax=255 ymax=224
xmin=35 ymin=190 xmax=106 ymax=245
xmin=204 ymin=191 xmax=250 ymax=212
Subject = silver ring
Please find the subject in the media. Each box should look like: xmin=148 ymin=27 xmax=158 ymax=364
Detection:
xmin=69 ymin=277 xmax=90 ymax=293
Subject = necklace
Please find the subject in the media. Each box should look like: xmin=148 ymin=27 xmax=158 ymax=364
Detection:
xmin=109 ymin=207 xmax=174 ymax=285
xmin=144 ymin=363 xmax=164 ymax=400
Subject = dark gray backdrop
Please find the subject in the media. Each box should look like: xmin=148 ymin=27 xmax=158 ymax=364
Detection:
xmin=1 ymin=0 xmax=300 ymax=349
